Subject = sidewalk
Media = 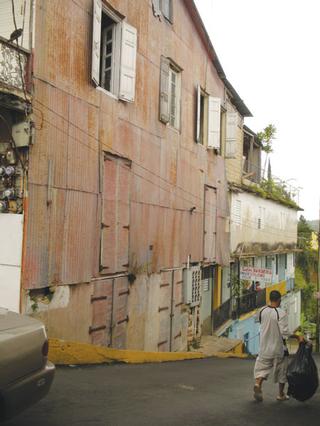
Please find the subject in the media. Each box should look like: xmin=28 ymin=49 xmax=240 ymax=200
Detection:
xmin=48 ymin=335 xmax=247 ymax=366
xmin=190 ymin=335 xmax=247 ymax=358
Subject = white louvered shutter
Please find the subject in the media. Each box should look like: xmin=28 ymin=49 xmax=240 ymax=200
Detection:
xmin=91 ymin=0 xmax=102 ymax=86
xmin=152 ymin=0 xmax=161 ymax=17
xmin=161 ymin=0 xmax=172 ymax=22
xmin=225 ymin=112 xmax=238 ymax=158
xmin=207 ymin=96 xmax=221 ymax=149
xmin=119 ymin=22 xmax=137 ymax=102
xmin=196 ymin=84 xmax=201 ymax=142
xmin=159 ymin=56 xmax=170 ymax=123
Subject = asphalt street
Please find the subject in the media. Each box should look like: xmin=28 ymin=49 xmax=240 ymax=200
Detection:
xmin=4 ymin=356 xmax=320 ymax=426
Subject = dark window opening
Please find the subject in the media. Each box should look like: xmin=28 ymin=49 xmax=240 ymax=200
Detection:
xmin=100 ymin=13 xmax=116 ymax=92
xmin=199 ymin=93 xmax=205 ymax=144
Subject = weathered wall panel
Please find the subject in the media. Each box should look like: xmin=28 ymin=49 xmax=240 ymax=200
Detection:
xmin=61 ymin=190 xmax=98 ymax=284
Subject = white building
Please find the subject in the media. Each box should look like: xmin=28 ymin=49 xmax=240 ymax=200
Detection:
xmin=217 ymin=124 xmax=301 ymax=353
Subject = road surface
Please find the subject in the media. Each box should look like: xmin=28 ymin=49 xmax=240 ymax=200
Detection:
xmin=4 ymin=356 xmax=320 ymax=426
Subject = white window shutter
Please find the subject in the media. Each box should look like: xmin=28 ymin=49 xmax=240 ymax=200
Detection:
xmin=152 ymin=0 xmax=161 ymax=17
xmin=207 ymin=96 xmax=221 ymax=149
xmin=225 ymin=112 xmax=238 ymax=158
xmin=91 ymin=0 xmax=102 ymax=86
xmin=119 ymin=22 xmax=137 ymax=102
xmin=196 ymin=84 xmax=201 ymax=142
xmin=159 ymin=56 xmax=170 ymax=124
xmin=161 ymin=0 xmax=172 ymax=22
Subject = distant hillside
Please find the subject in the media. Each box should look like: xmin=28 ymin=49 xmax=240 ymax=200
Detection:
xmin=308 ymin=220 xmax=319 ymax=232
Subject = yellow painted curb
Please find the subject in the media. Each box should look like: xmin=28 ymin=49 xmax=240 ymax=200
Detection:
xmin=48 ymin=338 xmax=206 ymax=365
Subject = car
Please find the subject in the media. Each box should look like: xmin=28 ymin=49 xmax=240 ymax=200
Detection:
xmin=0 ymin=307 xmax=55 ymax=421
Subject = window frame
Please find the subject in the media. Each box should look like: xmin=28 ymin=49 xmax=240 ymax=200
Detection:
xmin=91 ymin=1 xmax=137 ymax=102
xmin=196 ymin=87 xmax=209 ymax=146
xmin=220 ymin=106 xmax=226 ymax=154
xmin=99 ymin=6 xmax=122 ymax=97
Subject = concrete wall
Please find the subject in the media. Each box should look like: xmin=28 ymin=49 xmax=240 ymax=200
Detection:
xmin=230 ymin=191 xmax=297 ymax=254
xmin=226 ymin=290 xmax=301 ymax=355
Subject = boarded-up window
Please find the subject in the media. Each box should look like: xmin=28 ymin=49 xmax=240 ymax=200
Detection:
xmin=203 ymin=186 xmax=217 ymax=262
xmin=101 ymin=154 xmax=131 ymax=274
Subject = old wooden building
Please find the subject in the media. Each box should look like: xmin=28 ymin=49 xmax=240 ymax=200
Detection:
xmin=0 ymin=0 xmax=252 ymax=351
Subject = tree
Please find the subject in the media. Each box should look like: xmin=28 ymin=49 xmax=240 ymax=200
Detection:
xmin=295 ymin=215 xmax=318 ymax=325
xmin=257 ymin=124 xmax=277 ymax=179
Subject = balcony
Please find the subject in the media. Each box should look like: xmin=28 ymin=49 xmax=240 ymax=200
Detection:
xmin=236 ymin=289 xmax=266 ymax=317
xmin=212 ymin=290 xmax=266 ymax=332
xmin=0 ymin=36 xmax=30 ymax=97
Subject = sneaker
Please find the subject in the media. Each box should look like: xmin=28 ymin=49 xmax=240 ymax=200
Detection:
xmin=253 ymin=385 xmax=263 ymax=402
xmin=276 ymin=394 xmax=290 ymax=401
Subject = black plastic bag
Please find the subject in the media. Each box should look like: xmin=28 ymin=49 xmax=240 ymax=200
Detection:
xmin=287 ymin=342 xmax=319 ymax=402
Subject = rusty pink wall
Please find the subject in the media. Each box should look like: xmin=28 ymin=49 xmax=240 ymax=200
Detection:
xmin=23 ymin=0 xmax=229 ymax=292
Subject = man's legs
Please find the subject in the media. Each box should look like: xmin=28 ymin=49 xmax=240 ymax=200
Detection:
xmin=274 ymin=357 xmax=289 ymax=401
xmin=253 ymin=357 xmax=273 ymax=402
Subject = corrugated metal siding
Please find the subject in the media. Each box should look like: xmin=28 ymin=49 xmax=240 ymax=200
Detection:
xmin=24 ymin=185 xmax=99 ymax=288
xmin=203 ymin=186 xmax=217 ymax=262
xmin=25 ymin=0 xmax=231 ymax=301
xmin=24 ymin=184 xmax=50 ymax=288
xmin=62 ymin=190 xmax=98 ymax=284
xmin=101 ymin=154 xmax=131 ymax=274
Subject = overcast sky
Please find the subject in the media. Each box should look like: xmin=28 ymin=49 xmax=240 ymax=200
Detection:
xmin=195 ymin=0 xmax=320 ymax=220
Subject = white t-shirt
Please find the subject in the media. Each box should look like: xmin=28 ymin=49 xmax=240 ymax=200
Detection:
xmin=258 ymin=306 xmax=289 ymax=359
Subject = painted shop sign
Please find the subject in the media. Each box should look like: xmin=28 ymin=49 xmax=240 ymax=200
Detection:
xmin=240 ymin=266 xmax=272 ymax=283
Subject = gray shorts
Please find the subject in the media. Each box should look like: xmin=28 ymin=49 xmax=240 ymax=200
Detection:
xmin=254 ymin=356 xmax=288 ymax=384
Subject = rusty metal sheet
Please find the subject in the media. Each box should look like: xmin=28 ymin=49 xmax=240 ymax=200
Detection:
xmin=203 ymin=186 xmax=217 ymax=263
xmin=91 ymin=276 xmax=129 ymax=349
xmin=30 ymin=80 xmax=69 ymax=188
xmin=91 ymin=279 xmax=113 ymax=346
xmin=129 ymin=201 xmax=150 ymax=272
xmin=158 ymin=269 xmax=185 ymax=352
xmin=23 ymin=184 xmax=49 ymax=289
xmin=67 ymin=124 xmax=99 ymax=194
xmin=62 ymin=190 xmax=98 ymax=284
xmin=101 ymin=154 xmax=131 ymax=274
xmin=212 ymin=156 xmax=230 ymax=267
xmin=47 ymin=188 xmax=67 ymax=285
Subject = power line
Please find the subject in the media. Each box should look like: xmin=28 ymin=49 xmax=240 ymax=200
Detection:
xmin=31 ymin=103 xmax=300 ymax=239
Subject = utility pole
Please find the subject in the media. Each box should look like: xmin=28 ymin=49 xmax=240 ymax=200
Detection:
xmin=316 ymin=202 xmax=320 ymax=352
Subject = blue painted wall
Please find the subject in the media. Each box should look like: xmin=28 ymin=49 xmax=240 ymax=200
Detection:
xmin=227 ymin=314 xmax=260 ymax=355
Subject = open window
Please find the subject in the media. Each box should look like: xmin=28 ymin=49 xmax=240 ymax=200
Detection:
xmin=196 ymin=85 xmax=221 ymax=149
xmin=242 ymin=127 xmax=262 ymax=183
xmin=92 ymin=0 xmax=137 ymax=102
xmin=159 ymin=56 xmax=181 ymax=130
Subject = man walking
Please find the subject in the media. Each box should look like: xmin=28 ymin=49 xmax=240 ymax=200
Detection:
xmin=253 ymin=290 xmax=303 ymax=402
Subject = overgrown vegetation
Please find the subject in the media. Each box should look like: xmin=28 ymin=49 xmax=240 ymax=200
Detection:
xmin=295 ymin=215 xmax=318 ymax=334
xmin=243 ymin=123 xmax=299 ymax=209
xmin=244 ymin=178 xmax=300 ymax=209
